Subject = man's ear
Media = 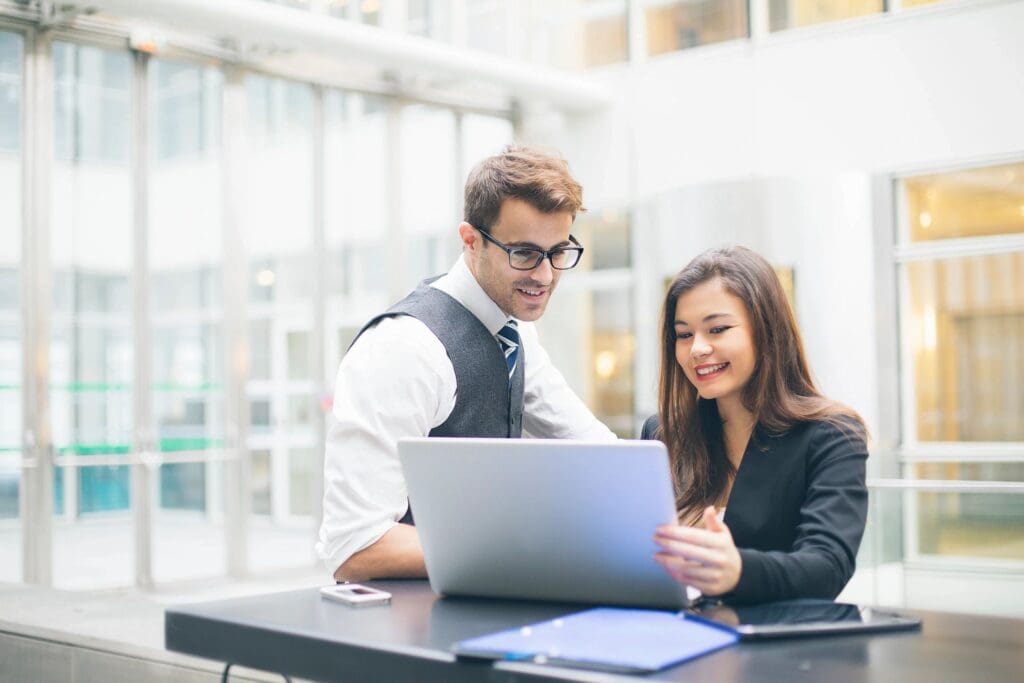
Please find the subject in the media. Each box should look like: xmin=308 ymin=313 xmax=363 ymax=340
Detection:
xmin=458 ymin=222 xmax=478 ymax=252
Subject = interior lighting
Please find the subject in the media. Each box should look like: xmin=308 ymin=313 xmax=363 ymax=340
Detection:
xmin=256 ymin=269 xmax=276 ymax=287
xmin=922 ymin=305 xmax=937 ymax=352
xmin=595 ymin=350 xmax=618 ymax=380
xmin=360 ymin=0 xmax=379 ymax=13
xmin=919 ymin=211 xmax=933 ymax=229
xmin=129 ymin=29 xmax=163 ymax=54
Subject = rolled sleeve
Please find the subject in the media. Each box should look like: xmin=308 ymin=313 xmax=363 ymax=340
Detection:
xmin=315 ymin=317 xmax=454 ymax=573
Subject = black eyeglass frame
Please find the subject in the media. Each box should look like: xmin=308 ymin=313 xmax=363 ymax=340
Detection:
xmin=472 ymin=225 xmax=585 ymax=271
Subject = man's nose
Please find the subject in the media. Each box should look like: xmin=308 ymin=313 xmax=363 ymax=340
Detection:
xmin=531 ymin=256 xmax=554 ymax=284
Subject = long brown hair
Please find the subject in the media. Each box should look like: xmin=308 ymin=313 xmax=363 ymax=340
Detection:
xmin=656 ymin=246 xmax=864 ymax=520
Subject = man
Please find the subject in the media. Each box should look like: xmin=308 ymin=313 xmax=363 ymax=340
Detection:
xmin=316 ymin=145 xmax=616 ymax=582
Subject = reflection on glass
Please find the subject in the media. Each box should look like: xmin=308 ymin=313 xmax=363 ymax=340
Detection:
xmin=150 ymin=60 xmax=224 ymax=527
xmin=906 ymin=255 xmax=1024 ymax=442
xmin=903 ymin=162 xmax=1024 ymax=243
xmin=0 ymin=32 xmax=22 ymax=540
xmin=466 ymin=0 xmax=510 ymax=56
xmin=591 ymin=289 xmax=635 ymax=437
xmin=251 ymin=449 xmax=271 ymax=515
xmin=645 ymin=0 xmax=748 ymax=56
xmin=324 ymin=90 xmax=390 ymax=300
xmin=536 ymin=284 xmax=635 ymax=438
xmin=583 ymin=1 xmax=628 ymax=67
xmin=574 ymin=209 xmax=631 ymax=270
xmin=460 ymin=113 xmax=514 ymax=183
xmin=50 ymin=41 xmax=133 ymax=587
xmin=769 ymin=0 xmax=882 ymax=32
xmin=407 ymin=0 xmax=450 ymax=38
xmin=0 ymin=31 xmax=21 ymax=583
xmin=914 ymin=486 xmax=1024 ymax=561
xmin=51 ymin=41 xmax=133 ymax=517
xmin=288 ymin=447 xmax=315 ymax=516
xmin=245 ymin=75 xmax=317 ymax=568
xmin=400 ymin=104 xmax=457 ymax=283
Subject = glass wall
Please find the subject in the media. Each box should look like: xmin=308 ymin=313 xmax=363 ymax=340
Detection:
xmin=5 ymin=15 xmax=515 ymax=590
xmin=245 ymin=74 xmax=318 ymax=571
xmin=769 ymin=0 xmax=883 ymax=32
xmin=897 ymin=161 xmax=1024 ymax=567
xmin=0 ymin=29 xmax=23 ymax=583
xmin=400 ymin=104 xmax=457 ymax=284
xmin=644 ymin=0 xmax=748 ymax=56
xmin=460 ymin=113 xmax=514 ymax=180
xmin=582 ymin=0 xmax=629 ymax=67
xmin=50 ymin=41 xmax=134 ymax=588
xmin=537 ymin=210 xmax=635 ymax=437
xmin=149 ymin=58 xmax=227 ymax=582
xmin=465 ymin=0 xmax=511 ymax=57
xmin=324 ymin=90 xmax=392 ymax=363
xmin=255 ymin=0 xmax=953 ymax=68
xmin=406 ymin=0 xmax=451 ymax=39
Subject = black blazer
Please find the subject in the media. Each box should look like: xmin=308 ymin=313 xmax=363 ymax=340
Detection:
xmin=642 ymin=415 xmax=868 ymax=604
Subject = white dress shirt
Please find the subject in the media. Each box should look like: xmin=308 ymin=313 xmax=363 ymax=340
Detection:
xmin=315 ymin=256 xmax=616 ymax=572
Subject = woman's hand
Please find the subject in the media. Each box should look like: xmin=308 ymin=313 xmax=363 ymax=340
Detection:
xmin=653 ymin=506 xmax=742 ymax=596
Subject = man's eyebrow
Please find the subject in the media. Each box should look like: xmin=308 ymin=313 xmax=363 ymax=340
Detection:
xmin=506 ymin=239 xmax=573 ymax=249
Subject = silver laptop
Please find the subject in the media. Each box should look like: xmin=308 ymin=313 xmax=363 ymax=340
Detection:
xmin=398 ymin=437 xmax=690 ymax=609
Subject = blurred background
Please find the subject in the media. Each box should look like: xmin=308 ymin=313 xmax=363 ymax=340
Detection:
xmin=1 ymin=0 xmax=1022 ymax=623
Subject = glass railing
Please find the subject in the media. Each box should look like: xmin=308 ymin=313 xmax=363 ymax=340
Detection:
xmin=841 ymin=479 xmax=1024 ymax=619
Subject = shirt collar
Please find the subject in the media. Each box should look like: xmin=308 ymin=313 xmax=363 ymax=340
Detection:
xmin=431 ymin=255 xmax=512 ymax=336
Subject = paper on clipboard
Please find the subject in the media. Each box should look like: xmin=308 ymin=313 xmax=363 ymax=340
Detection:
xmin=453 ymin=607 xmax=738 ymax=674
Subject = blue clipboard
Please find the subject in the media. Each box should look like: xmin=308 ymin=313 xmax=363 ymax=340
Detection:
xmin=452 ymin=607 xmax=738 ymax=674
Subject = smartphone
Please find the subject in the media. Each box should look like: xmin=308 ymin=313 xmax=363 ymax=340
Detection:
xmin=320 ymin=583 xmax=392 ymax=607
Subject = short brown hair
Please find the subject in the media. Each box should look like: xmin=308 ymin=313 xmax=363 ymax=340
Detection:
xmin=464 ymin=145 xmax=585 ymax=230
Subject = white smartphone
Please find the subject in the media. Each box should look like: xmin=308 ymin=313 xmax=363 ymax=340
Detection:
xmin=319 ymin=583 xmax=392 ymax=607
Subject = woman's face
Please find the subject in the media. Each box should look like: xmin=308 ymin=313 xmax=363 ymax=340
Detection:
xmin=673 ymin=278 xmax=757 ymax=405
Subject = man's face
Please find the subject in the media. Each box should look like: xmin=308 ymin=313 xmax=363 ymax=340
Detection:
xmin=461 ymin=198 xmax=574 ymax=322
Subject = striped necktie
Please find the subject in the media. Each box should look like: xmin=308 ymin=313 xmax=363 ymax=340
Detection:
xmin=496 ymin=320 xmax=520 ymax=379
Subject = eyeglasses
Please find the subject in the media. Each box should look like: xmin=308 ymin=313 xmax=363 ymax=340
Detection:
xmin=472 ymin=226 xmax=584 ymax=271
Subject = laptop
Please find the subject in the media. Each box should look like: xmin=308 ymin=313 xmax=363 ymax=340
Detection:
xmin=397 ymin=437 xmax=690 ymax=609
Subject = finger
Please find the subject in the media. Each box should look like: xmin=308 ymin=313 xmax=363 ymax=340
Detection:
xmin=703 ymin=506 xmax=723 ymax=532
xmin=653 ymin=554 xmax=704 ymax=575
xmin=654 ymin=555 xmax=715 ymax=586
xmin=655 ymin=525 xmax=717 ymax=547
xmin=653 ymin=537 xmax=723 ymax=566
xmin=654 ymin=555 xmax=721 ymax=586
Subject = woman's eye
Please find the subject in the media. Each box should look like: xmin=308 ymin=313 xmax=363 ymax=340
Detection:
xmin=675 ymin=332 xmax=692 ymax=340
xmin=710 ymin=326 xmax=730 ymax=334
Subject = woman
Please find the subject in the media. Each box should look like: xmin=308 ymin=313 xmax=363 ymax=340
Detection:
xmin=645 ymin=246 xmax=867 ymax=604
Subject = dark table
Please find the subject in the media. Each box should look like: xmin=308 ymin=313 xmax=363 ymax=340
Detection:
xmin=165 ymin=580 xmax=1024 ymax=682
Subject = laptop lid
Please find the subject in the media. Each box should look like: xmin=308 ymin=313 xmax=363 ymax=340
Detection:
xmin=398 ymin=437 xmax=689 ymax=609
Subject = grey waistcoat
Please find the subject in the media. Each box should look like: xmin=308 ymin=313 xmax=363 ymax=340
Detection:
xmin=350 ymin=281 xmax=526 ymax=523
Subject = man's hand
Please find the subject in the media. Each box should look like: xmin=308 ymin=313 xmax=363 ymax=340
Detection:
xmin=333 ymin=524 xmax=428 ymax=582
xmin=653 ymin=506 xmax=742 ymax=596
